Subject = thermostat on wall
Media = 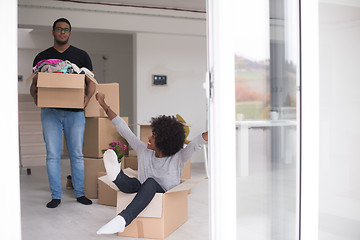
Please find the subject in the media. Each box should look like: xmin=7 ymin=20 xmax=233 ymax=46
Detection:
xmin=152 ymin=75 xmax=167 ymax=85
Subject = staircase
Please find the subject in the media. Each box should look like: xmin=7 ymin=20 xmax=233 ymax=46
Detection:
xmin=18 ymin=94 xmax=46 ymax=174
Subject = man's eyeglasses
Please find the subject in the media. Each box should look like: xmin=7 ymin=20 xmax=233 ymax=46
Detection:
xmin=55 ymin=27 xmax=70 ymax=33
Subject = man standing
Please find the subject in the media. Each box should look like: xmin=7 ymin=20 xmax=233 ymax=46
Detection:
xmin=30 ymin=18 xmax=95 ymax=208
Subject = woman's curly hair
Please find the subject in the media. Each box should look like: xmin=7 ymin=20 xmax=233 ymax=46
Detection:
xmin=151 ymin=115 xmax=185 ymax=157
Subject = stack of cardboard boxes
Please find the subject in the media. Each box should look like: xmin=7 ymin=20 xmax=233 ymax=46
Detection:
xmin=82 ymin=83 xmax=129 ymax=199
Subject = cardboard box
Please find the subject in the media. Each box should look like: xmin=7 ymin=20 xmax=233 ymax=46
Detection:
xmin=99 ymin=168 xmax=202 ymax=239
xmin=36 ymin=72 xmax=88 ymax=109
xmin=128 ymin=149 xmax=137 ymax=156
xmin=121 ymin=155 xmax=138 ymax=170
xmin=181 ymin=160 xmax=191 ymax=180
xmin=85 ymin=83 xmax=119 ymax=117
xmin=84 ymin=157 xmax=106 ymax=199
xmin=97 ymin=172 xmax=117 ymax=207
xmin=83 ymin=117 xmax=129 ymax=158
xmin=97 ymin=160 xmax=192 ymax=208
xmin=139 ymin=124 xmax=152 ymax=143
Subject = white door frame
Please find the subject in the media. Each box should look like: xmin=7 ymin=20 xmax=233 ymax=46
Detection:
xmin=207 ymin=0 xmax=237 ymax=239
xmin=299 ymin=0 xmax=320 ymax=239
xmin=1 ymin=1 xmax=22 ymax=239
xmin=207 ymin=0 xmax=320 ymax=239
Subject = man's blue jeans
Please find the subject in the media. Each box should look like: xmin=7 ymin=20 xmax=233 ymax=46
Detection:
xmin=113 ymin=170 xmax=165 ymax=226
xmin=41 ymin=108 xmax=85 ymax=199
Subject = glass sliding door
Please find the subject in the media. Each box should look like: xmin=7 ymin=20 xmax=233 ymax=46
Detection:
xmin=234 ymin=0 xmax=300 ymax=239
xmin=207 ymin=0 xmax=300 ymax=239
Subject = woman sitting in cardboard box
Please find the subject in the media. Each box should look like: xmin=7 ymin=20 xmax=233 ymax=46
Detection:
xmin=95 ymin=92 xmax=208 ymax=234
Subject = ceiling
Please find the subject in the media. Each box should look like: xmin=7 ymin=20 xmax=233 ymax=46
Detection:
xmin=61 ymin=0 xmax=206 ymax=13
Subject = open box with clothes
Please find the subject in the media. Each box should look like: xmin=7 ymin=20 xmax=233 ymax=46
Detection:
xmin=26 ymin=59 xmax=97 ymax=109
xmin=98 ymin=168 xmax=203 ymax=239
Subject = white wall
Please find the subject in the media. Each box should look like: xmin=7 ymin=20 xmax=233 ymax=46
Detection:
xmin=135 ymin=33 xmax=208 ymax=162
xmin=18 ymin=29 xmax=134 ymax=123
xmin=319 ymin=2 xmax=360 ymax=239
xmin=319 ymin=3 xmax=360 ymax=200
xmin=1 ymin=1 xmax=21 ymax=239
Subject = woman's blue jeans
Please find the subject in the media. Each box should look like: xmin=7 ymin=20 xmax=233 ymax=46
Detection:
xmin=113 ymin=170 xmax=165 ymax=226
xmin=41 ymin=108 xmax=85 ymax=199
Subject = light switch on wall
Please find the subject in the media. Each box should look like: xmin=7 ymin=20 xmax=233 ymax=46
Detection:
xmin=152 ymin=75 xmax=167 ymax=85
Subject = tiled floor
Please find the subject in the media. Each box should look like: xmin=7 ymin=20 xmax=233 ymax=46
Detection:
xmin=20 ymin=160 xmax=209 ymax=240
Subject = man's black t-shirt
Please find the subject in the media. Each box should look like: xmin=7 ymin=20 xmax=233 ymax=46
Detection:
xmin=33 ymin=45 xmax=93 ymax=70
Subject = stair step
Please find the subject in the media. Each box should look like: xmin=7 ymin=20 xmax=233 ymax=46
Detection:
xmin=20 ymin=154 xmax=46 ymax=167
xmin=18 ymin=102 xmax=40 ymax=111
xmin=20 ymin=143 xmax=46 ymax=155
xmin=19 ymin=121 xmax=42 ymax=132
xmin=18 ymin=111 xmax=41 ymax=121
xmin=18 ymin=94 xmax=34 ymax=102
xmin=19 ymin=131 xmax=42 ymax=135
xmin=19 ymin=132 xmax=44 ymax=144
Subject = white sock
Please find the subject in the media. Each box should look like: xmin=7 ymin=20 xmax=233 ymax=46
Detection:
xmin=103 ymin=149 xmax=121 ymax=181
xmin=96 ymin=215 xmax=126 ymax=234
